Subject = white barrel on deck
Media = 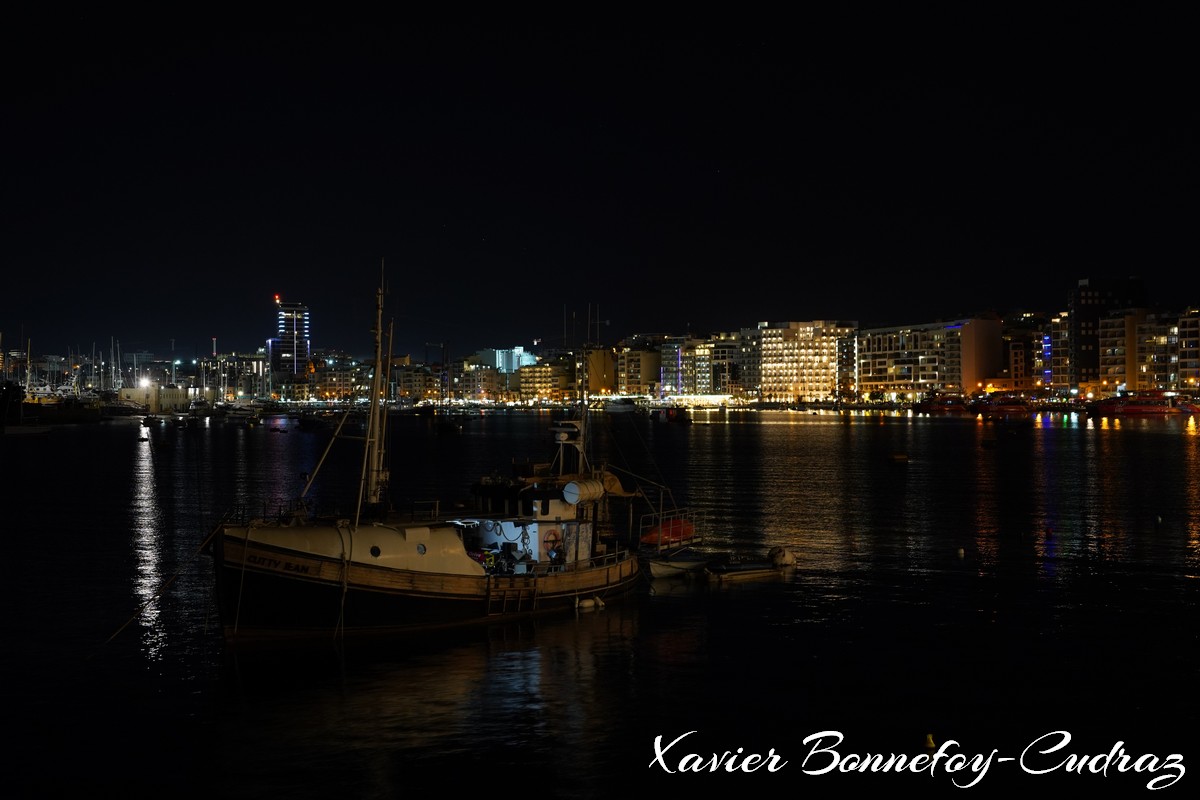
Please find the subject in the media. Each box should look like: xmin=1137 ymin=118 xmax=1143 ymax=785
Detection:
xmin=563 ymin=478 xmax=605 ymax=505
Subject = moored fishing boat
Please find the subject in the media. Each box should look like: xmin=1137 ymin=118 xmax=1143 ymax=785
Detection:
xmin=209 ymin=284 xmax=644 ymax=644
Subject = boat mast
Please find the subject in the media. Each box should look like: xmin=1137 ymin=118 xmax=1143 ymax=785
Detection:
xmin=361 ymin=283 xmax=389 ymax=509
xmin=551 ymin=323 xmax=595 ymax=477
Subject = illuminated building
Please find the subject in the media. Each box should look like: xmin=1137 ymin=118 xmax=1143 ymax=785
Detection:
xmin=615 ymin=342 xmax=662 ymax=396
xmin=265 ymin=295 xmax=312 ymax=401
xmin=1179 ymin=308 xmax=1200 ymax=392
xmin=267 ymin=296 xmax=311 ymax=377
xmin=1048 ymin=311 xmax=1071 ymax=391
xmin=856 ymin=317 xmax=1002 ymax=399
xmin=516 ymin=361 xmax=570 ymax=403
xmin=1098 ymin=308 xmax=1147 ymax=392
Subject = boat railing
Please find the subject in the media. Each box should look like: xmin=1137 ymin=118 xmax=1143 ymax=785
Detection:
xmin=221 ymin=500 xmax=312 ymax=526
xmin=590 ymin=547 xmax=636 ymax=568
xmin=396 ymin=499 xmax=441 ymax=521
xmin=523 ymin=547 xmax=634 ymax=575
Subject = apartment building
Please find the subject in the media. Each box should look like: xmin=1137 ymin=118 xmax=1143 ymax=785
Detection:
xmin=857 ymin=317 xmax=1002 ymax=398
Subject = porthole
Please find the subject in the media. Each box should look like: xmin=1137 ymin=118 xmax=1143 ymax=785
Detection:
xmin=370 ymin=545 xmax=381 ymax=558
xmin=416 ymin=543 xmax=427 ymax=555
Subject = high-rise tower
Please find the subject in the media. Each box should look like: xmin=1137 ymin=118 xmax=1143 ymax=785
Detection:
xmin=267 ymin=295 xmax=311 ymax=376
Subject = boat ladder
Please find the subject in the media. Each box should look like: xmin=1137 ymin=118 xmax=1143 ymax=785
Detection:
xmin=486 ymin=578 xmax=539 ymax=616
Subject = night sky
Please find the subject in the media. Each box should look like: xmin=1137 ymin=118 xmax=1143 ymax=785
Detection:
xmin=4 ymin=20 xmax=1197 ymax=362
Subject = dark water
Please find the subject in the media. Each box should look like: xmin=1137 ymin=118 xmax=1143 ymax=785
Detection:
xmin=4 ymin=409 xmax=1197 ymax=796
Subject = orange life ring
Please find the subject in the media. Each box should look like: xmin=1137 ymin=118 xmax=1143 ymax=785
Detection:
xmin=543 ymin=531 xmax=561 ymax=550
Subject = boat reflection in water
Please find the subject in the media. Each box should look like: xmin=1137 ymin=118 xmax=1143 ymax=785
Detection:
xmin=214 ymin=603 xmax=649 ymax=797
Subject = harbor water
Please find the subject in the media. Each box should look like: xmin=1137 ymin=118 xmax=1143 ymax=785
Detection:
xmin=4 ymin=408 xmax=1197 ymax=796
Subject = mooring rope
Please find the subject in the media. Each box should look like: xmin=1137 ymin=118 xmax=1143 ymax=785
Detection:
xmin=90 ymin=520 xmax=224 ymax=658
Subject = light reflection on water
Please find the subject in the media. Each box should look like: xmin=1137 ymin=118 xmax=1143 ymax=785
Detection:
xmin=6 ymin=410 xmax=1199 ymax=795
xmin=131 ymin=433 xmax=164 ymax=657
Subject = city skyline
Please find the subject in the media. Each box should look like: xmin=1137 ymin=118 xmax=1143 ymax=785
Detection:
xmin=6 ymin=274 xmax=1195 ymax=404
xmin=4 ymin=24 xmax=1197 ymax=360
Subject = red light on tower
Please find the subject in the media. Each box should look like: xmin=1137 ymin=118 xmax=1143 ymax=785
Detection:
xmin=275 ymin=294 xmax=281 ymax=304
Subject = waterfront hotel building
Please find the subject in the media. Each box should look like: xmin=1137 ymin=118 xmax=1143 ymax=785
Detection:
xmin=855 ymin=316 xmax=1003 ymax=400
